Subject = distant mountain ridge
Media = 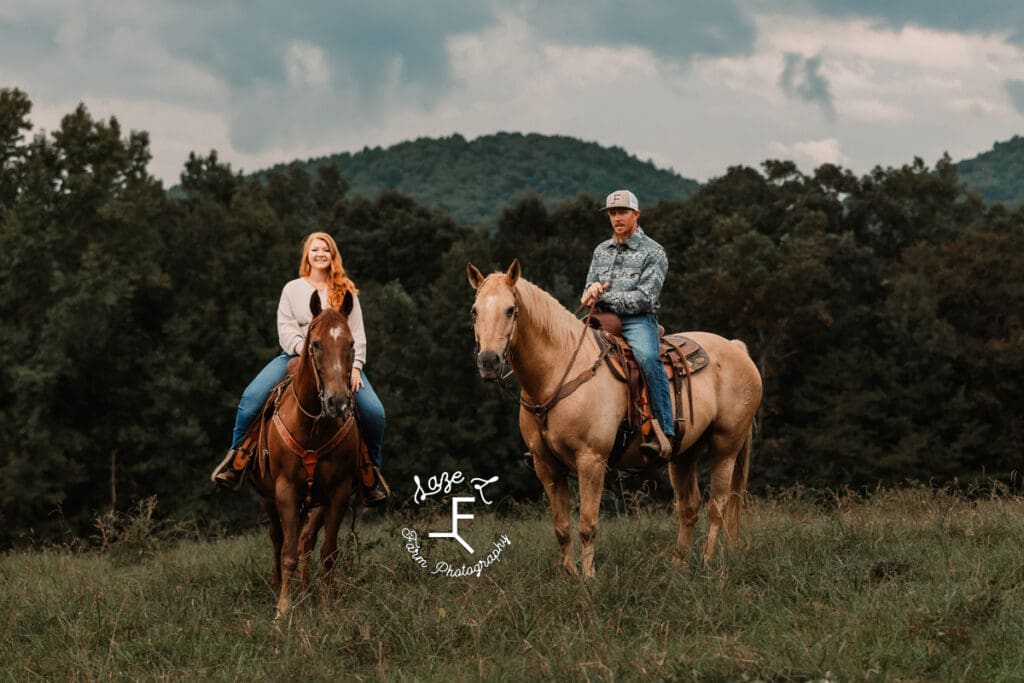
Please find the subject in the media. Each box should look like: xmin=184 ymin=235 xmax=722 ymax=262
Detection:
xmin=266 ymin=132 xmax=699 ymax=226
xmin=957 ymin=135 xmax=1024 ymax=206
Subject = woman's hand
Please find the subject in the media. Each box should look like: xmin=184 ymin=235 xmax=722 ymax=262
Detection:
xmin=351 ymin=367 xmax=365 ymax=393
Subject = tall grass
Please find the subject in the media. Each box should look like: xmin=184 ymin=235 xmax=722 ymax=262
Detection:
xmin=2 ymin=486 xmax=1022 ymax=681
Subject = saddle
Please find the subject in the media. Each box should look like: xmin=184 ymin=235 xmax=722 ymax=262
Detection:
xmin=229 ymin=366 xmax=379 ymax=505
xmin=588 ymin=312 xmax=710 ymax=467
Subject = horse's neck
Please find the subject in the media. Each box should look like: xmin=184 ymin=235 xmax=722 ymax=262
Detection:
xmin=511 ymin=283 xmax=594 ymax=400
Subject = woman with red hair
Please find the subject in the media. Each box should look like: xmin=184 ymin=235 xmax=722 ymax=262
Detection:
xmin=211 ymin=232 xmax=387 ymax=504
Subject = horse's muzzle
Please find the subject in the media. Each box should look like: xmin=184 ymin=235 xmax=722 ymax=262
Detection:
xmin=477 ymin=350 xmax=502 ymax=381
xmin=325 ymin=393 xmax=353 ymax=419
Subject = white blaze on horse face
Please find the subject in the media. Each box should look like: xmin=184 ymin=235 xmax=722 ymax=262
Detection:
xmin=478 ymin=293 xmax=513 ymax=349
xmin=328 ymin=325 xmax=349 ymax=375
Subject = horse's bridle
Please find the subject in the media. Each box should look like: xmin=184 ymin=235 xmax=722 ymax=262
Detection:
xmin=274 ymin=333 xmax=356 ymax=509
xmin=473 ymin=291 xmax=520 ymax=384
xmin=291 ymin=318 xmax=353 ymax=424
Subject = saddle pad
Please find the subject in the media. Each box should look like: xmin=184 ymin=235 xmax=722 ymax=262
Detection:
xmin=661 ymin=334 xmax=710 ymax=373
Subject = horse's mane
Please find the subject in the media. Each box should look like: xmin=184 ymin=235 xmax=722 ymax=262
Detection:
xmin=512 ymin=278 xmax=586 ymax=356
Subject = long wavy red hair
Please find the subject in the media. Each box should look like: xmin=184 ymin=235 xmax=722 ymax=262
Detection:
xmin=298 ymin=232 xmax=358 ymax=309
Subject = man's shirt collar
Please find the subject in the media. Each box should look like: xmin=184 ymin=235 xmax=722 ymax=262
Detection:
xmin=606 ymin=226 xmax=646 ymax=251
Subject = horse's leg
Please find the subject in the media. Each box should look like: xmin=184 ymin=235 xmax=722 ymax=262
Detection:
xmin=274 ymin=481 xmax=302 ymax=618
xmin=533 ymin=454 xmax=577 ymax=576
xmin=576 ymin=451 xmax=608 ymax=578
xmin=299 ymin=507 xmax=324 ymax=590
xmin=668 ymin=449 xmax=700 ymax=564
xmin=725 ymin=426 xmax=754 ymax=543
xmin=263 ymin=498 xmax=284 ymax=592
xmin=318 ymin=481 xmax=353 ymax=597
xmin=703 ymin=434 xmax=745 ymax=563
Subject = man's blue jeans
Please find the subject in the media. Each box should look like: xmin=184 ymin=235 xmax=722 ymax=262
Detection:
xmin=619 ymin=313 xmax=675 ymax=439
xmin=231 ymin=351 xmax=386 ymax=467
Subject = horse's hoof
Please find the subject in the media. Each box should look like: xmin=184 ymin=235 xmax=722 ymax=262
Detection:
xmin=274 ymin=598 xmax=291 ymax=619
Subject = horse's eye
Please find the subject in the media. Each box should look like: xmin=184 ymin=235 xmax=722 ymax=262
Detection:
xmin=311 ymin=341 xmax=321 ymax=351
xmin=470 ymin=307 xmax=477 ymax=322
xmin=505 ymin=306 xmax=515 ymax=318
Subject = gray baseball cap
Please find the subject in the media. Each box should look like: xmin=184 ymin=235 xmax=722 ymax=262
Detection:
xmin=600 ymin=189 xmax=639 ymax=212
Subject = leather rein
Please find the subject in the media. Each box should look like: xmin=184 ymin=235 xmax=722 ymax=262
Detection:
xmin=490 ymin=292 xmax=610 ymax=429
xmin=289 ymin=336 xmax=332 ymax=421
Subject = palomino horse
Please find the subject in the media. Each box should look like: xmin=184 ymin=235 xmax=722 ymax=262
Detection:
xmin=252 ymin=290 xmax=362 ymax=617
xmin=468 ymin=260 xmax=762 ymax=577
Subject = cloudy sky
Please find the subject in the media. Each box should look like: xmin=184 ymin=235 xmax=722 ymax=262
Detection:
xmin=3 ymin=1 xmax=1023 ymax=186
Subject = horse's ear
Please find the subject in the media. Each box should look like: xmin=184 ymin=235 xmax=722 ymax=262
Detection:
xmin=340 ymin=289 xmax=354 ymax=317
xmin=309 ymin=290 xmax=322 ymax=317
xmin=467 ymin=263 xmax=485 ymax=290
xmin=505 ymin=258 xmax=521 ymax=287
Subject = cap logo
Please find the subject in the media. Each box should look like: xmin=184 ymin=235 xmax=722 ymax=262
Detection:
xmin=601 ymin=189 xmax=638 ymax=212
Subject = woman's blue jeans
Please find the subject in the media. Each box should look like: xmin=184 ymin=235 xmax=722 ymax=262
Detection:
xmin=231 ymin=352 xmax=386 ymax=467
xmin=619 ymin=313 xmax=675 ymax=439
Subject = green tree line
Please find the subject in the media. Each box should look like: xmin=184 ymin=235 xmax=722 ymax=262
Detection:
xmin=2 ymin=89 xmax=1021 ymax=544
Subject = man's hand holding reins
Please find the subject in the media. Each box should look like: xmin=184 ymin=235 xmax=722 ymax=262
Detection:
xmin=581 ymin=282 xmax=608 ymax=308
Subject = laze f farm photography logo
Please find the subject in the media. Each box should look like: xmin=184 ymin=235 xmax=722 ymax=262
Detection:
xmin=401 ymin=470 xmax=512 ymax=578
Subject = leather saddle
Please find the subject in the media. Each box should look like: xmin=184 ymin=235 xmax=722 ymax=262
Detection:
xmin=587 ymin=312 xmax=710 ymax=466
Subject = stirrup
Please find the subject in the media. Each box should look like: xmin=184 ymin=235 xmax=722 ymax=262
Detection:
xmin=362 ymin=466 xmax=390 ymax=507
xmin=211 ymin=449 xmax=245 ymax=491
xmin=640 ymin=419 xmax=673 ymax=460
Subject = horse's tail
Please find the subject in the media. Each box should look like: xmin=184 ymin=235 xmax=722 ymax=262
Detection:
xmin=725 ymin=419 xmax=753 ymax=542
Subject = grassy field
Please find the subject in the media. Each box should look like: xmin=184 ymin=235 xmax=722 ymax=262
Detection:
xmin=1 ymin=486 xmax=1022 ymax=681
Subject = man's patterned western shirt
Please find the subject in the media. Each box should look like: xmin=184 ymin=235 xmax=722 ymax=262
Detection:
xmin=583 ymin=226 xmax=669 ymax=316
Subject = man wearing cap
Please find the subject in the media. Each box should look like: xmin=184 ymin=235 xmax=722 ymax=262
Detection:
xmin=581 ymin=189 xmax=673 ymax=459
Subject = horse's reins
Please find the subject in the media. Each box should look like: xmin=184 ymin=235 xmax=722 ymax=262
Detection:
xmin=477 ymin=288 xmax=611 ymax=428
xmin=516 ymin=301 xmax=612 ymax=429
xmin=289 ymin=328 xmax=331 ymax=422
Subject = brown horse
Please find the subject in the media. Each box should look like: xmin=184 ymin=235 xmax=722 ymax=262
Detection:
xmin=468 ymin=260 xmax=762 ymax=577
xmin=251 ymin=290 xmax=361 ymax=617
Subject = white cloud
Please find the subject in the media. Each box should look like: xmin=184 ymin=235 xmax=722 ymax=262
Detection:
xmin=947 ymin=97 xmax=1002 ymax=116
xmin=770 ymin=138 xmax=849 ymax=169
xmin=5 ymin=1 xmax=1024 ymax=187
xmin=755 ymin=13 xmax=1024 ymax=115
xmin=843 ymin=99 xmax=910 ymax=123
xmin=284 ymin=41 xmax=331 ymax=88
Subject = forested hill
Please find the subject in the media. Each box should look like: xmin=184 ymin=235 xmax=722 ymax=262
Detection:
xmin=261 ymin=132 xmax=700 ymax=227
xmin=957 ymin=135 xmax=1024 ymax=205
